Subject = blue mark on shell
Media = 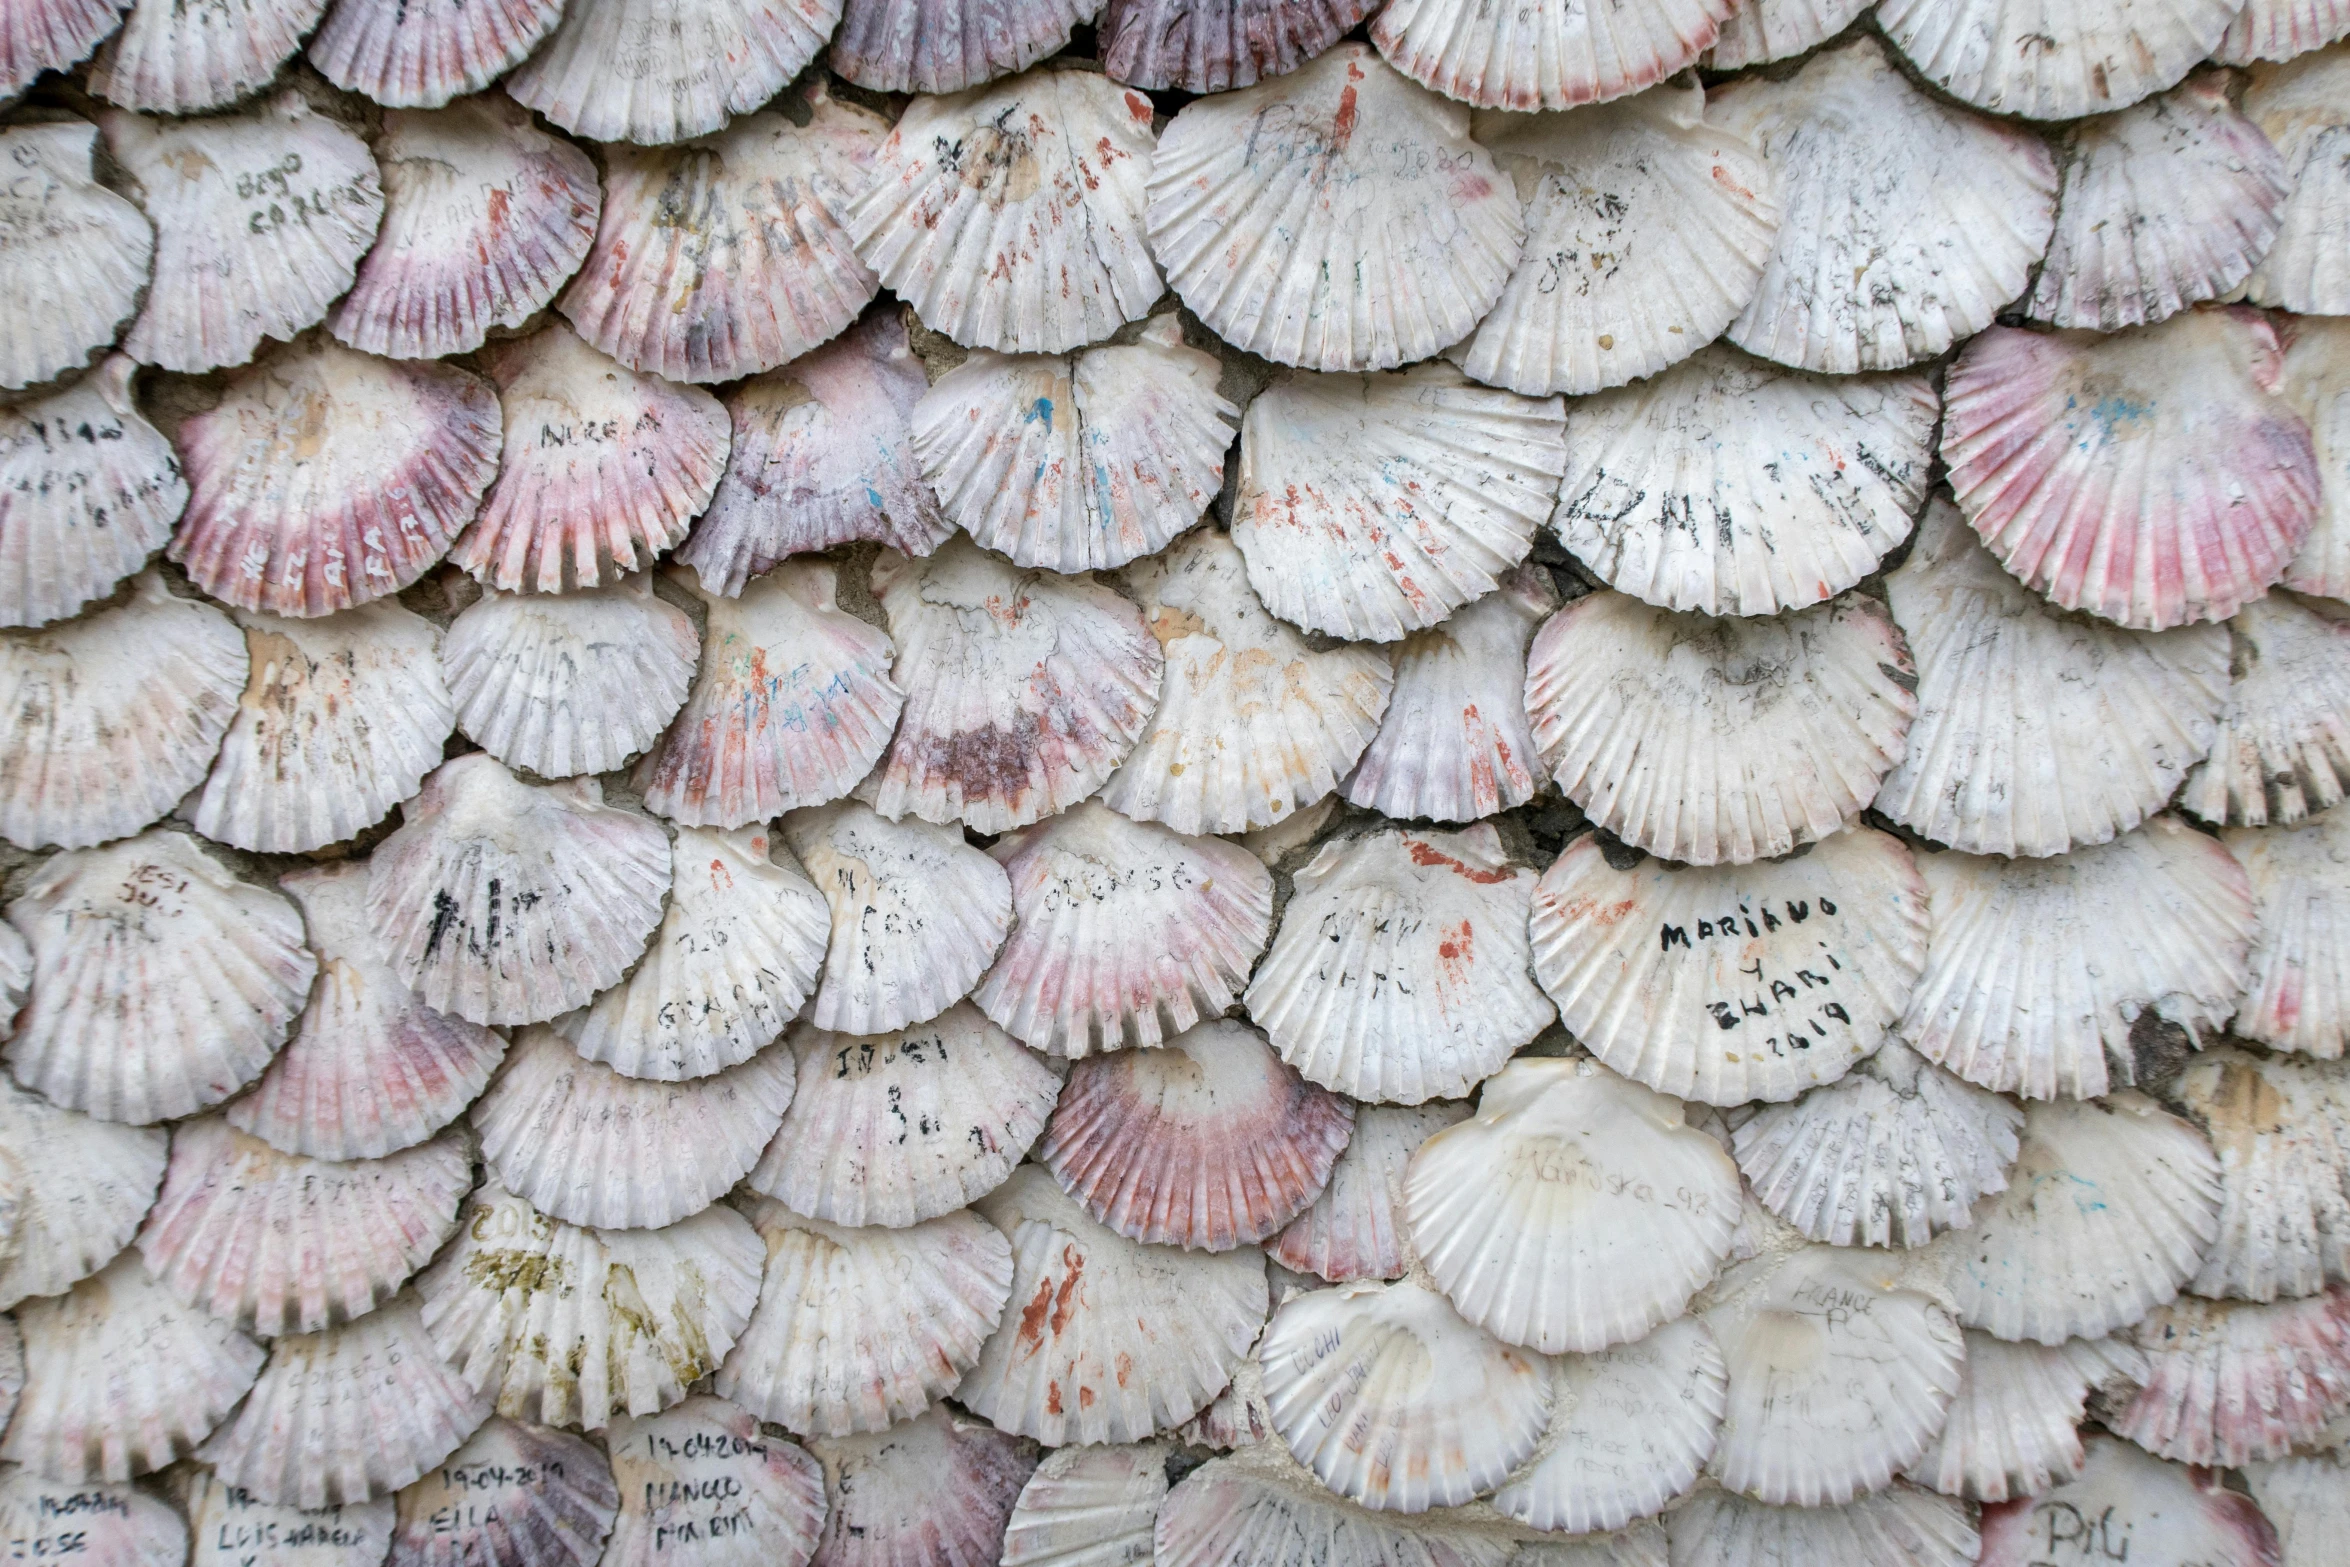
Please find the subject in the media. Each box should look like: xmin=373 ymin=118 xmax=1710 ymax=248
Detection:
xmin=1022 ymin=397 xmax=1054 ymax=433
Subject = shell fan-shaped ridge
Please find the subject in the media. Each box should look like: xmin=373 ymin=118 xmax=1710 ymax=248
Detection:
xmin=309 ymin=0 xmax=565 ymax=107
xmin=388 ymin=1417 xmax=619 ymax=1567
xmin=1876 ymin=0 xmax=2242 ymax=122
xmin=832 ymin=0 xmax=1094 ymax=91
xmin=1099 ymin=0 xmax=1373 ymax=92
xmin=0 ymin=123 xmax=151 ymax=395
xmin=0 ymin=357 xmax=184 ymax=631
xmin=504 ymin=0 xmax=842 ymax=146
xmin=0 ymin=1082 xmax=168 ymax=1309
xmin=1370 ymin=0 xmax=1735 ymax=112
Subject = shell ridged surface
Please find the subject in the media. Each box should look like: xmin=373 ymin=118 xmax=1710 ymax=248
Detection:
xmin=0 ymin=357 xmax=183 ymax=630
xmin=2183 ymin=1048 xmax=2350 ymax=1302
xmin=308 ymin=0 xmax=563 ymax=106
xmin=2228 ymin=811 xmax=2350 ymax=1061
xmin=388 ymin=1417 xmax=619 ymax=1567
xmin=0 ymin=123 xmax=151 ymax=394
xmin=2240 ymin=47 xmax=2350 ymax=317
xmin=504 ymin=0 xmax=842 ymax=146
xmin=2183 ymin=594 xmax=2350 ymax=827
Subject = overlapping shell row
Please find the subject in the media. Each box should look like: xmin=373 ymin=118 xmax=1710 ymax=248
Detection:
xmin=2 ymin=0 xmax=2350 ymax=1564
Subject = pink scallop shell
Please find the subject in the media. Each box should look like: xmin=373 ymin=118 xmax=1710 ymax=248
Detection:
xmin=309 ymin=0 xmax=563 ymax=107
xmin=830 ymin=0 xmax=1091 ymax=90
xmin=1099 ymin=0 xmax=1372 ymax=92
xmin=2110 ymin=1288 xmax=2350 ymax=1466
xmin=0 ymin=0 xmax=128 ymax=96
xmin=1370 ymin=0 xmax=1735 ymax=111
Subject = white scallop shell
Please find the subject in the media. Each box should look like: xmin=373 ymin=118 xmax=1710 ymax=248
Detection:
xmin=1900 ymin=817 xmax=2255 ymax=1101
xmin=604 ymin=1396 xmax=824 ymax=1567
xmin=1271 ymin=1102 xmax=1468 ymax=1284
xmin=366 ymin=754 xmax=672 ymax=1028
xmin=106 ymin=95 xmax=383 ymax=376
xmin=1172 ymin=1359 xmax=1273 ymax=1453
xmin=2245 ymin=1447 xmax=2350 ymax=1567
xmin=1528 ymin=828 xmax=1931 ymax=1108
xmin=504 ymin=0 xmax=841 ymax=146
xmin=199 ymin=1292 xmax=492 ymax=1507
xmin=0 ymin=1081 xmax=167 ymax=1310
xmin=781 ymin=805 xmax=1012 ymax=1037
xmin=716 ymin=1196 xmax=1012 ymax=1436
xmin=746 ymin=1006 xmax=1056 ymax=1228
xmin=957 ymin=1164 xmax=1270 ymax=1445
xmin=2181 ymin=1047 xmax=2350 ymax=1299
xmin=868 ymin=538 xmax=1162 ymax=832
xmin=1001 ymin=1441 xmax=1167 ymax=1567
xmin=1 ymin=1252 xmax=263 ymax=1482
xmin=850 ymin=67 xmax=1160 ymax=354
xmin=2240 ymin=47 xmax=2350 ymax=316
xmin=182 ymin=1465 xmax=394 ymax=1567
xmin=975 ymin=797 xmax=1274 ymax=1058
xmin=0 ymin=1466 xmax=185 ymax=1567
xmin=309 ymin=0 xmax=563 ymax=107
xmin=635 ymin=562 xmax=904 ymax=828
xmin=2218 ymin=0 xmax=2350 ymax=58
xmin=1906 ymin=1331 xmax=2141 ymax=1503
xmin=2282 ymin=319 xmax=2350 ymax=601
xmin=562 ymin=825 xmax=829 ymax=1082
xmin=0 ymin=356 xmax=182 ymax=630
xmin=0 ymin=0 xmax=132 ymax=95
xmin=417 ymin=1183 xmax=764 ymax=1430
xmin=474 ymin=1028 xmax=795 ymax=1231
xmin=454 ymin=327 xmax=727 ymax=595
xmin=679 ymin=312 xmax=952 ymax=592
xmin=1877 ymin=0 xmax=2238 ymax=121
xmin=1665 ymin=1485 xmax=1978 ymax=1567
xmin=193 ymin=601 xmax=456 ymax=855
xmin=1876 ymin=497 xmax=2231 ymax=860
xmin=441 ymin=576 xmax=700 ymax=779
xmin=1231 ymin=363 xmax=1566 ymax=643
xmin=1103 ymin=528 xmax=1394 ymax=835
xmin=1709 ymin=37 xmax=2057 ymax=375
xmin=229 ymin=862 xmax=509 ymax=1163
xmin=1154 ymin=1456 xmax=1518 ymax=1567
xmin=1245 ymin=823 xmax=1553 ymax=1106
xmin=1923 ymin=1092 xmax=2222 ymax=1346
xmin=0 ymin=124 xmax=151 ymax=393
xmin=86 ymin=0 xmax=322 ymax=113
xmin=1975 ymin=1435 xmax=2283 ymax=1567
xmin=2229 ymin=812 xmax=2350 ymax=1061
xmin=388 ymin=1418 xmax=619 ymax=1567
xmin=171 ymin=338 xmax=501 ymax=619
xmin=1146 ymin=44 xmax=1525 ymax=373
xmin=1405 ymin=1058 xmax=1743 ymax=1355
xmin=1705 ymin=0 xmax=1868 ymax=67
xmin=2101 ymin=1289 xmax=2350 ymax=1466
xmin=559 ymin=92 xmax=888 ymax=383
xmin=1260 ymin=1276 xmax=1552 ymax=1513
xmin=910 ymin=315 xmax=1237 ymax=574
xmin=7 ymin=830 xmax=315 ymax=1125
xmin=1371 ymin=0 xmax=1733 ymax=111
xmin=135 ymin=1118 xmax=471 ymax=1336
xmin=1549 ymin=345 xmax=1937 ymax=617
xmin=0 ymin=567 xmax=244 ymax=850
xmin=2185 ymin=595 xmax=2350 ymax=827
xmin=802 ymin=1408 xmax=1035 ymax=1567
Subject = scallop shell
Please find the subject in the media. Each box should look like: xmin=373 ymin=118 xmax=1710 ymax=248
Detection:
xmin=1 ymin=1252 xmax=263 ymax=1482
xmin=1528 ymin=827 xmax=1931 ymax=1108
xmin=1976 ymin=1435 xmax=2280 ymax=1567
xmin=634 ymin=562 xmax=903 ymax=828
xmin=2102 ymin=1289 xmax=2350 ymax=1466
xmin=199 ymin=1292 xmax=493 ymax=1507
xmin=831 ymin=0 xmax=1090 ymax=90
xmin=802 ymin=1408 xmax=1035 ymax=1567
xmin=0 ymin=567 xmax=244 ymax=850
xmin=0 ymin=0 xmax=131 ymax=96
xmin=1270 ymin=1102 xmax=1468 ymax=1284
xmin=1529 ymin=591 xmax=1915 ymax=866
xmin=780 ymin=805 xmax=1012 ymax=1037
xmin=454 ymin=329 xmax=726 ymax=596
xmin=228 ymin=862 xmax=509 ymax=1163
xmin=716 ymin=1196 xmax=1012 ymax=1436
xmin=0 ymin=356 xmax=182 ymax=630
xmin=1666 ymin=1485 xmax=1979 ymax=1567
xmin=2282 ymin=320 xmax=2350 ymax=601
xmin=442 ymin=577 xmax=699 ymax=780
xmin=332 ymin=99 xmax=597 ymax=361
xmin=678 ymin=312 xmax=951 ymax=593
xmin=1704 ymin=0 xmax=1868 ymax=67
xmin=1944 ymin=310 xmax=2318 ymax=633
xmin=136 ymin=1118 xmax=471 ymax=1337
xmin=367 ymin=754 xmax=672 ymax=1028
xmin=1260 ymin=1276 xmax=1552 ymax=1513
xmin=1245 ymin=823 xmax=1552 ymax=1106
xmin=474 ymin=1028 xmax=795 ymax=1231
xmin=309 ymin=0 xmax=564 ymax=107
xmin=603 ymin=1395 xmax=825 ymax=1567
xmin=1153 ymin=1456 xmax=1517 ymax=1567
xmin=1001 ymin=1440 xmax=1167 ymax=1567
xmin=172 ymin=337 xmax=500 ymax=619
xmin=418 ymin=1183 xmax=764 ymax=1430
xmin=193 ymin=601 xmax=456 ymax=855
xmin=1876 ymin=497 xmax=2231 ymax=860
xmin=388 ymin=1418 xmax=618 ymax=1567
xmin=1172 ymin=1360 xmax=1273 ymax=1454
xmin=1701 ymin=1246 xmax=1965 ymax=1507
xmin=910 ymin=316 xmax=1237 ymax=575
xmin=7 ymin=830 xmax=315 ymax=1125
xmin=958 ymin=1164 xmax=1270 ymax=1445
xmin=2184 ymin=595 xmax=2350 ymax=827
xmin=0 ymin=124 xmax=151 ymax=393
xmin=2218 ymin=0 xmax=2350 ymax=59
xmin=2228 ymin=812 xmax=2350 ymax=1061
xmin=0 ymin=1080 xmax=167 ymax=1309
xmin=1907 ymin=1331 xmax=2142 ymax=1503
xmin=1900 ymin=817 xmax=2255 ymax=1101
xmin=1492 ymin=1317 xmax=1725 ymax=1535
xmin=1231 ymin=363 xmax=1565 ymax=643
xmin=2240 ymin=46 xmax=2350 ymax=316
xmin=0 ymin=1466 xmax=185 ymax=1567
xmin=1099 ymin=0 xmax=1371 ymax=91
xmin=1733 ymin=1039 xmax=2021 ymax=1254
xmin=86 ymin=0 xmax=323 ymax=113
xmin=1148 ymin=44 xmax=1522 ymax=373
xmin=562 ymin=825 xmax=829 ymax=1082
xmin=1876 ymin=0 xmax=2238 ymax=121
xmin=1405 ymin=1058 xmax=1743 ymax=1354
xmin=182 ymin=1465 xmax=395 ymax=1567
xmin=106 ymin=94 xmax=384 ymax=376
xmin=974 ymin=798 xmax=1274 ymax=1058
xmin=2027 ymin=75 xmax=2290 ymax=331
xmin=1041 ymin=1017 xmax=1353 ymax=1251
xmin=1371 ymin=0 xmax=1732 ymax=111
xmin=2181 ymin=1047 xmax=2350 ymax=1299
xmin=503 ymin=0 xmax=842 ymax=146
xmin=1925 ymin=1092 xmax=2222 ymax=1346
xmin=560 ymin=92 xmax=888 ymax=384
xmin=746 ymin=1006 xmax=1055 ymax=1228
xmin=850 ymin=68 xmax=1158 ymax=354
xmin=1101 ymin=527 xmax=1394 ymax=836
xmin=1549 ymin=344 xmax=1937 ymax=617
xmin=2244 ymin=1448 xmax=2350 ymax=1567
xmin=1709 ymin=37 xmax=2057 ymax=375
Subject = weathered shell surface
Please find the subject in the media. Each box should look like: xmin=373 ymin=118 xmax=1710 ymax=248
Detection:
xmin=504 ymin=0 xmax=842 ymax=145
xmin=182 ymin=1466 xmax=393 ymax=1567
xmin=0 ymin=1464 xmax=185 ymax=1567
xmin=388 ymin=1417 xmax=619 ymax=1567
xmin=2240 ymin=46 xmax=2350 ymax=316
xmin=1100 ymin=0 xmax=1370 ymax=91
xmin=2179 ymin=1047 xmax=2350 ymax=1299
xmin=2229 ymin=811 xmax=2350 ymax=1062
xmin=1876 ymin=0 xmax=2240 ymax=121
xmin=803 ymin=1408 xmax=1035 ymax=1567
xmin=0 ymin=1081 xmax=167 ymax=1310
xmin=1370 ymin=0 xmax=1736 ymax=112
xmin=86 ymin=0 xmax=325 ymax=115
xmin=309 ymin=0 xmax=563 ymax=107
xmin=2282 ymin=319 xmax=2350 ymax=601
xmin=2183 ymin=594 xmax=2350 ymax=827
xmin=0 ymin=357 xmax=183 ymax=630
xmin=0 ymin=123 xmax=151 ymax=393
xmin=603 ymin=1396 xmax=824 ymax=1567
xmin=1976 ymin=1435 xmax=2280 ymax=1567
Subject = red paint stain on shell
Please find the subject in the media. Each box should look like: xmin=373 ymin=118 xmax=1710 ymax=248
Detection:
xmin=1406 ymin=839 xmax=1512 ymax=884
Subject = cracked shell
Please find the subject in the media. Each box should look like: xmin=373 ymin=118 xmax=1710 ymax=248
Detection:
xmin=0 ymin=123 xmax=150 ymax=393
xmin=1876 ymin=0 xmax=2239 ymax=121
xmin=604 ymin=1396 xmax=824 ymax=1567
xmin=388 ymin=1418 xmax=618 ymax=1567
xmin=2101 ymin=1288 xmax=2350 ymax=1466
xmin=2183 ymin=594 xmax=2350 ymax=827
xmin=1270 ymin=1101 xmax=1468 ymax=1284
xmin=0 ymin=1081 xmax=166 ymax=1309
xmin=1370 ymin=0 xmax=1733 ymax=112
xmin=803 ymin=1408 xmax=1034 ymax=1567
xmin=1907 ymin=1331 xmax=2144 ymax=1503
xmin=2228 ymin=812 xmax=2350 ymax=1061
xmin=504 ymin=0 xmax=840 ymax=146
xmin=2241 ymin=46 xmax=2350 ymax=315
xmin=1099 ymin=0 xmax=1371 ymax=91
xmin=309 ymin=0 xmax=563 ymax=107
xmin=1977 ymin=1435 xmax=2280 ymax=1567
xmin=0 ymin=356 xmax=183 ymax=629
